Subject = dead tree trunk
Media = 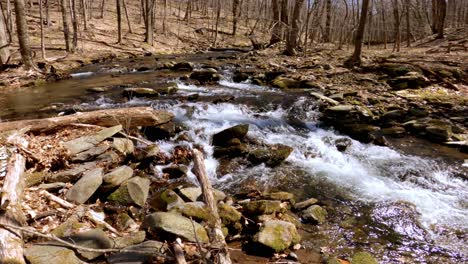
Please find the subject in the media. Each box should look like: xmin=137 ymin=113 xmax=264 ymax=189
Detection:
xmin=81 ymin=0 xmax=87 ymax=30
xmin=280 ymin=0 xmax=289 ymax=40
xmin=285 ymin=0 xmax=305 ymax=56
xmin=344 ymin=0 xmax=370 ymax=67
xmin=0 ymin=133 xmax=28 ymax=264
xmin=213 ymin=0 xmax=221 ymax=46
xmin=60 ymin=0 xmax=71 ymax=52
xmin=392 ymin=0 xmax=401 ymax=52
xmin=0 ymin=3 xmax=10 ymax=65
xmin=100 ymin=0 xmax=105 ymax=18
xmin=14 ymin=0 xmax=35 ymax=69
xmin=192 ymin=149 xmax=232 ymax=264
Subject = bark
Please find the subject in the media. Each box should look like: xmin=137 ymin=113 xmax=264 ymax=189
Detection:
xmin=324 ymin=0 xmax=332 ymax=42
xmin=0 ymin=133 xmax=28 ymax=264
xmin=192 ymin=149 xmax=232 ymax=264
xmin=232 ymin=0 xmax=240 ymax=36
xmin=213 ymin=0 xmax=221 ymax=46
xmin=14 ymin=0 xmax=35 ymax=69
xmin=39 ymin=0 xmax=46 ymax=60
xmin=100 ymin=0 xmax=105 ymax=18
xmin=81 ymin=0 xmax=87 ymax=30
xmin=280 ymin=0 xmax=289 ymax=40
xmin=269 ymin=0 xmax=281 ymax=45
xmin=122 ymin=0 xmax=132 ymax=33
xmin=60 ymin=0 xmax=71 ymax=52
xmin=144 ymin=0 xmax=154 ymax=45
xmin=116 ymin=0 xmax=122 ymax=43
xmin=0 ymin=3 xmax=10 ymax=65
xmin=284 ymin=0 xmax=305 ymax=56
xmin=431 ymin=0 xmax=446 ymax=38
xmin=344 ymin=0 xmax=370 ymax=67
xmin=70 ymin=0 xmax=78 ymax=51
xmin=0 ymin=107 xmax=174 ymax=134
xmin=392 ymin=0 xmax=401 ymax=52
xmin=406 ymin=0 xmax=411 ymax=46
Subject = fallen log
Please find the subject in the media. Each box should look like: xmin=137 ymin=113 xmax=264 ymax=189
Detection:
xmin=0 ymin=132 xmax=28 ymax=264
xmin=0 ymin=107 xmax=174 ymax=134
xmin=192 ymin=149 xmax=232 ymax=264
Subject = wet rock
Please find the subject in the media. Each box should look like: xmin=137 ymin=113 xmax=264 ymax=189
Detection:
xmin=387 ymin=72 xmax=430 ymax=90
xmin=272 ymin=77 xmax=301 ymax=89
xmin=25 ymin=245 xmax=82 ymax=264
xmin=96 ymin=150 xmax=121 ymax=164
xmin=103 ymin=165 xmax=134 ymax=188
xmin=172 ymin=201 xmax=210 ymax=221
xmin=65 ymin=168 xmax=103 ymax=204
xmin=63 ymin=125 xmax=122 ymax=155
xmin=382 ymin=109 xmax=407 ymax=122
xmin=381 ymin=126 xmax=406 ymax=137
xmin=143 ymin=121 xmax=176 ymax=141
xmin=301 ymin=205 xmax=327 ymax=224
xmin=263 ymin=192 xmax=295 ymax=203
xmin=343 ymin=124 xmax=380 ymax=143
xmin=373 ymin=135 xmax=389 ymax=146
xmin=212 ymin=124 xmax=249 ymax=146
xmin=218 ymin=203 xmax=242 ymax=225
xmin=243 ymin=200 xmax=287 ymax=215
xmin=108 ymin=240 xmax=168 ymax=264
xmin=47 ymin=161 xmax=98 ymax=183
xmin=87 ymin=87 xmax=109 ymax=93
xmin=294 ymin=198 xmax=318 ymax=210
xmin=71 ymin=145 xmax=109 ymax=162
xmin=178 ymin=187 xmax=226 ymax=203
xmin=233 ymin=71 xmax=250 ymax=83
xmin=213 ymin=144 xmax=249 ymax=158
xmin=425 ymin=122 xmax=453 ymax=142
xmin=247 ymin=144 xmax=293 ymax=167
xmin=351 ymin=252 xmax=378 ymax=264
xmin=334 ymin=138 xmax=352 ymax=152
xmin=162 ymin=164 xmax=188 ymax=178
xmin=122 ymin=88 xmax=159 ymax=98
xmin=310 ymin=92 xmax=340 ymax=106
xmin=172 ymin=61 xmax=194 ymax=71
xmin=190 ymin=68 xmax=221 ymax=83
xmin=142 ymin=212 xmax=209 ymax=243
xmin=254 ymin=220 xmax=301 ymax=252
xmin=64 ymin=229 xmax=113 ymax=260
xmin=113 ymin=138 xmax=134 ymax=155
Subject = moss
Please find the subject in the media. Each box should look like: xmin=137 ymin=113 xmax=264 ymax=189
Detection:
xmin=218 ymin=203 xmax=242 ymax=224
xmin=351 ymin=252 xmax=378 ymax=264
xmin=107 ymin=185 xmax=132 ymax=205
xmin=173 ymin=202 xmax=211 ymax=222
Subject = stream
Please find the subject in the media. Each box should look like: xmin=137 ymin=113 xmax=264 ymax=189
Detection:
xmin=0 ymin=53 xmax=466 ymax=263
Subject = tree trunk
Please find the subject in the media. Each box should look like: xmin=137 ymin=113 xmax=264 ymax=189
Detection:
xmin=100 ymin=0 xmax=105 ymax=18
xmin=392 ymin=0 xmax=401 ymax=52
xmin=0 ymin=3 xmax=10 ymax=65
xmin=284 ymin=0 xmax=305 ymax=56
xmin=432 ymin=0 xmax=446 ymax=38
xmin=6 ymin=0 xmax=12 ymax=40
xmin=116 ymin=0 xmax=122 ymax=43
xmin=406 ymin=0 xmax=411 ymax=46
xmin=14 ymin=0 xmax=35 ymax=69
xmin=70 ymin=0 xmax=78 ymax=51
xmin=39 ymin=0 xmax=46 ymax=60
xmin=269 ymin=0 xmax=281 ymax=45
xmin=344 ymin=0 xmax=370 ymax=67
xmin=280 ymin=0 xmax=289 ymax=40
xmin=60 ymin=0 xmax=71 ymax=52
xmin=0 ymin=107 xmax=173 ymax=134
xmin=144 ymin=0 xmax=154 ymax=45
xmin=324 ymin=0 xmax=332 ymax=42
xmin=122 ymin=0 xmax=132 ymax=33
xmin=162 ymin=0 xmax=166 ymax=34
xmin=81 ymin=0 xmax=87 ymax=30
xmin=213 ymin=0 xmax=221 ymax=46
xmin=232 ymin=0 xmax=240 ymax=36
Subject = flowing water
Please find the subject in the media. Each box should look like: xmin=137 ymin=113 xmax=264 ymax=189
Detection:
xmin=0 ymin=53 xmax=466 ymax=263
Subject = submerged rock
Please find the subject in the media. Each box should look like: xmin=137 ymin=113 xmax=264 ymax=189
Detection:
xmin=212 ymin=124 xmax=249 ymax=146
xmin=247 ymin=144 xmax=293 ymax=167
xmin=254 ymin=220 xmax=301 ymax=252
xmin=142 ymin=212 xmax=209 ymax=243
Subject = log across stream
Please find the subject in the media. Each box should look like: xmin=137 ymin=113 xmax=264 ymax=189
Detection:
xmin=0 ymin=52 xmax=466 ymax=263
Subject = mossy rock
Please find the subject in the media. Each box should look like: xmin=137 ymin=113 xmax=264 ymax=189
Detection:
xmin=301 ymin=205 xmax=328 ymax=224
xmin=172 ymin=202 xmax=211 ymax=222
xmin=243 ymin=200 xmax=287 ymax=215
xmin=247 ymin=144 xmax=293 ymax=167
xmin=218 ymin=203 xmax=242 ymax=225
xmin=351 ymin=252 xmax=378 ymax=264
xmin=254 ymin=220 xmax=301 ymax=252
xmin=263 ymin=192 xmax=295 ymax=203
xmin=379 ymin=63 xmax=422 ymax=77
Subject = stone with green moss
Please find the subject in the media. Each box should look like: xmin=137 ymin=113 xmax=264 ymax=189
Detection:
xmin=254 ymin=220 xmax=301 ymax=252
xmin=351 ymin=252 xmax=378 ymax=264
xmin=301 ymin=205 xmax=328 ymax=224
xmin=108 ymin=183 xmax=133 ymax=205
xmin=263 ymin=192 xmax=295 ymax=203
xmin=243 ymin=200 xmax=286 ymax=215
xmin=172 ymin=201 xmax=211 ymax=221
xmin=247 ymin=144 xmax=293 ymax=167
xmin=218 ymin=203 xmax=242 ymax=224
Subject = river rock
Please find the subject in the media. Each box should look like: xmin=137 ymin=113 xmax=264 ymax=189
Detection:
xmin=172 ymin=201 xmax=211 ymax=221
xmin=24 ymin=245 xmax=82 ymax=264
xmin=294 ymin=198 xmax=318 ymax=210
xmin=243 ymin=200 xmax=287 ymax=215
xmin=218 ymin=202 xmax=242 ymax=225
xmin=310 ymin=92 xmax=340 ymax=106
xmin=387 ymin=72 xmax=430 ymax=90
xmin=379 ymin=63 xmax=422 ymax=77
xmin=178 ymin=187 xmax=226 ymax=202
xmin=103 ymin=165 xmax=134 ymax=188
xmin=334 ymin=138 xmax=352 ymax=152
xmin=263 ymin=192 xmax=295 ymax=203
xmin=247 ymin=144 xmax=293 ymax=167
xmin=351 ymin=252 xmax=378 ymax=264
xmin=162 ymin=164 xmax=188 ymax=178
xmin=212 ymin=124 xmax=249 ymax=146
xmin=425 ymin=122 xmax=453 ymax=142
xmin=272 ymin=77 xmax=302 ymax=89
xmin=301 ymin=205 xmax=328 ymax=224
xmin=172 ymin=61 xmax=194 ymax=71
xmin=143 ymin=121 xmax=176 ymax=141
xmin=71 ymin=145 xmax=109 ymax=162
xmin=142 ymin=212 xmax=209 ymax=243
xmin=65 ymin=168 xmax=103 ymax=204
xmin=381 ymin=126 xmax=406 ymax=137
xmin=64 ymin=229 xmax=113 ymax=260
xmin=254 ymin=220 xmax=301 ymax=252
xmin=190 ymin=68 xmax=221 ymax=83
xmin=213 ymin=144 xmax=249 ymax=158
xmin=150 ymin=189 xmax=185 ymax=211
xmin=122 ymin=88 xmax=159 ymax=98
xmin=108 ymin=240 xmax=168 ymax=264
xmin=114 ymin=212 xmax=139 ymax=232
xmin=63 ymin=125 xmax=122 ymax=155
xmin=113 ymin=138 xmax=134 ymax=155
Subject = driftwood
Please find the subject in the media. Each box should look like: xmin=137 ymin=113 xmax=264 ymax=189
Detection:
xmin=0 ymin=132 xmax=28 ymax=264
xmin=192 ymin=149 xmax=232 ymax=264
xmin=0 ymin=107 xmax=174 ymax=133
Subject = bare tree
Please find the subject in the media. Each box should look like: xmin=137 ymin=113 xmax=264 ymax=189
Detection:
xmin=324 ymin=0 xmax=332 ymax=42
xmin=344 ymin=0 xmax=371 ymax=67
xmin=269 ymin=0 xmax=281 ymax=45
xmin=285 ymin=0 xmax=305 ymax=55
xmin=39 ymin=0 xmax=46 ymax=59
xmin=14 ymin=0 xmax=35 ymax=69
xmin=116 ymin=0 xmax=122 ymax=43
xmin=432 ymin=0 xmax=446 ymax=38
xmin=60 ymin=0 xmax=71 ymax=52
xmin=0 ymin=3 xmax=10 ymax=65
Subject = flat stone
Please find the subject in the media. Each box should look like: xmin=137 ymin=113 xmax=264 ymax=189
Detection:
xmin=24 ymin=245 xmax=82 ymax=264
xmin=294 ymin=198 xmax=318 ymax=210
xmin=310 ymin=92 xmax=340 ymax=106
xmin=108 ymin=240 xmax=168 ymax=264
xmin=103 ymin=165 xmax=134 ymax=188
xmin=301 ymin=205 xmax=328 ymax=224
xmin=47 ymin=162 xmax=97 ymax=183
xmin=172 ymin=201 xmax=210 ymax=221
xmin=127 ymin=176 xmax=151 ymax=207
xmin=71 ymin=145 xmax=109 ymax=162
xmin=65 ymin=168 xmax=103 ymax=204
xmin=63 ymin=229 xmax=113 ymax=260
xmin=63 ymin=125 xmax=122 ymax=155
xmin=113 ymin=231 xmax=146 ymax=249
xmin=243 ymin=200 xmax=287 ymax=215
xmin=142 ymin=212 xmax=209 ymax=243
xmin=122 ymin=88 xmax=159 ymax=98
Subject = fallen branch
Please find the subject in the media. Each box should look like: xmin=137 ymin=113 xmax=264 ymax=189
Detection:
xmin=192 ymin=149 xmax=232 ymax=264
xmin=70 ymin=123 xmax=154 ymax=145
xmin=0 ymin=107 xmax=174 ymax=134
xmin=173 ymin=239 xmax=188 ymax=264
xmin=38 ymin=190 xmax=75 ymax=209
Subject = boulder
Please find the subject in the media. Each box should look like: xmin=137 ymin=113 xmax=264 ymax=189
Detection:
xmin=212 ymin=124 xmax=249 ymax=146
xmin=271 ymin=77 xmax=305 ymax=89
xmin=150 ymin=189 xmax=185 ymax=211
xmin=178 ymin=187 xmax=226 ymax=202
xmin=71 ymin=145 xmax=109 ymax=162
xmin=294 ymin=198 xmax=318 ymax=210
xmin=142 ymin=212 xmax=209 ymax=243
xmin=65 ymin=168 xmax=103 ymax=204
xmin=301 ymin=205 xmax=327 ymax=224
xmin=213 ymin=144 xmax=249 ymax=158
xmin=172 ymin=201 xmax=211 ymax=221
xmin=243 ymin=200 xmax=287 ymax=215
xmin=381 ymin=126 xmax=406 ymax=137
xmin=218 ymin=203 xmax=242 ymax=225
xmin=24 ymin=245 xmax=82 ymax=264
xmin=379 ymin=63 xmax=422 ymax=77
xmin=103 ymin=165 xmax=134 ymax=188
xmin=113 ymin=231 xmax=146 ymax=248
xmin=108 ymin=241 xmax=168 ymax=264
xmin=113 ymin=138 xmax=134 ymax=155
xmin=47 ymin=162 xmax=98 ymax=183
xmin=63 ymin=125 xmax=122 ymax=155
xmin=254 ymin=220 xmax=301 ymax=252
xmin=247 ymin=144 xmax=293 ymax=167
xmin=387 ymin=72 xmax=430 ymax=90
xmin=172 ymin=61 xmax=194 ymax=71
xmin=143 ymin=121 xmax=176 ymax=141
xmin=108 ymin=177 xmax=150 ymax=207
xmin=190 ymin=68 xmax=221 ymax=83
xmin=425 ymin=123 xmax=453 ymax=142
xmin=263 ymin=192 xmax=295 ymax=203
xmin=63 ymin=229 xmax=113 ymax=260
xmin=122 ymin=88 xmax=159 ymax=98
xmin=334 ymin=138 xmax=352 ymax=152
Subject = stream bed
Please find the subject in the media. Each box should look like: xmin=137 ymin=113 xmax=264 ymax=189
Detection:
xmin=0 ymin=53 xmax=466 ymax=263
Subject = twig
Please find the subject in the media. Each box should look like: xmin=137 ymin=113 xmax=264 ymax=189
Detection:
xmin=190 ymin=217 xmax=208 ymax=264
xmin=173 ymin=238 xmax=188 ymax=264
xmin=38 ymin=190 xmax=75 ymax=209
xmin=0 ymin=222 xmax=172 ymax=259
xmin=86 ymin=210 xmax=121 ymax=236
